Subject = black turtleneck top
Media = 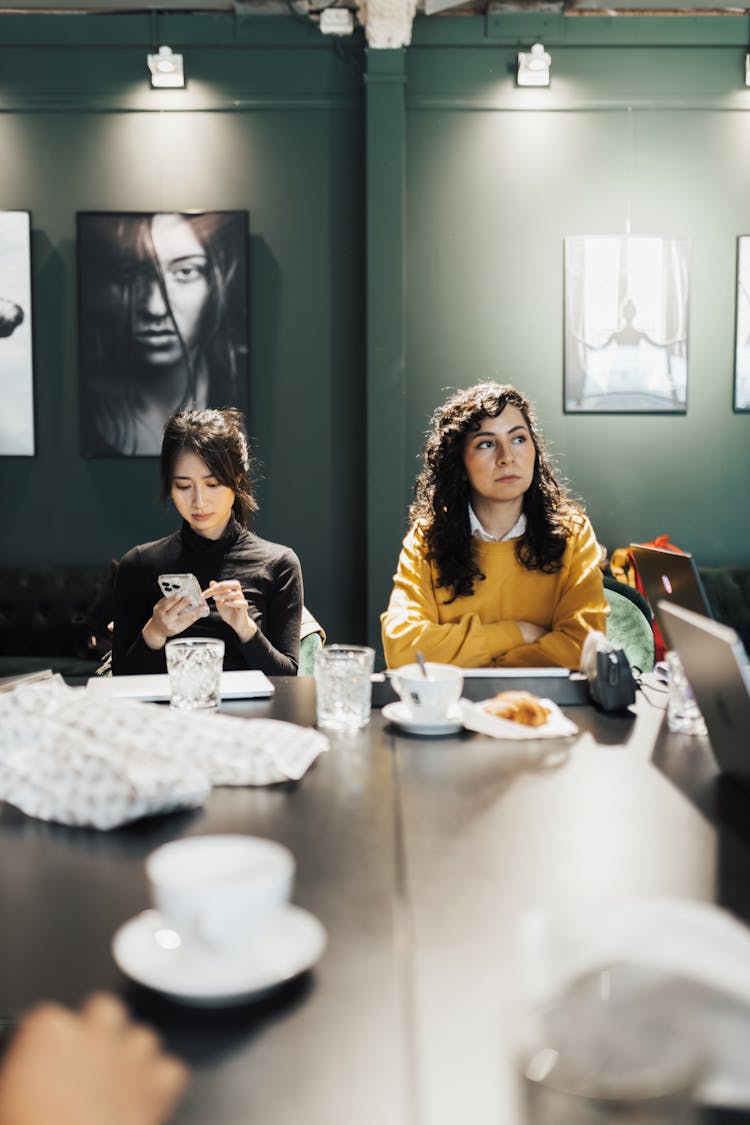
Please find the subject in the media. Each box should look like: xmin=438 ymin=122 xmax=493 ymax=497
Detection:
xmin=112 ymin=518 xmax=302 ymax=676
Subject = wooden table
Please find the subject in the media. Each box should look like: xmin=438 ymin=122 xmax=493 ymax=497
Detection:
xmin=0 ymin=677 xmax=747 ymax=1125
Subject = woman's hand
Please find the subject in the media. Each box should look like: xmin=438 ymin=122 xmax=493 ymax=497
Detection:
xmin=204 ymin=580 xmax=258 ymax=644
xmin=518 ymin=620 xmax=547 ymax=645
xmin=141 ymin=594 xmax=208 ymax=651
xmin=0 ymin=992 xmax=188 ymax=1125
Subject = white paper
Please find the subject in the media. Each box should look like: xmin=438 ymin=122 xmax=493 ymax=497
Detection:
xmin=459 ymin=666 xmax=570 ymax=679
xmin=86 ymin=669 xmax=274 ymax=701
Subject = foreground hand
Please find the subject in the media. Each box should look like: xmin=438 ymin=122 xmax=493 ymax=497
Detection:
xmin=0 ymin=992 xmax=189 ymax=1125
xmin=142 ymin=594 xmax=208 ymax=651
xmin=204 ymin=580 xmax=258 ymax=643
xmin=518 ymin=620 xmax=547 ymax=644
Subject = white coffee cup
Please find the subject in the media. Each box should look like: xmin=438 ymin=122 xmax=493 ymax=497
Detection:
xmin=390 ymin=662 xmax=463 ymax=722
xmin=146 ymin=834 xmax=295 ymax=955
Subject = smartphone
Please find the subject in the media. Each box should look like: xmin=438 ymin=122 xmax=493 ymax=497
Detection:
xmin=158 ymin=573 xmax=207 ymax=610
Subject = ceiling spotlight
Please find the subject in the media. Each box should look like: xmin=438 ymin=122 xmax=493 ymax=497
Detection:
xmin=517 ymin=42 xmax=551 ymax=88
xmin=147 ymin=45 xmax=185 ymax=89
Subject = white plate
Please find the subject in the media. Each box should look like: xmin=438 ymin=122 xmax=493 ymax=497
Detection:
xmin=459 ymin=698 xmax=578 ymax=740
xmin=112 ymin=905 xmax=327 ymax=1006
xmin=382 ymin=700 xmax=464 ymax=736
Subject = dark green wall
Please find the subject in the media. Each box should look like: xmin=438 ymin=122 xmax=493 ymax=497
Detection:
xmin=403 ymin=25 xmax=750 ymax=574
xmin=2 ymin=12 xmax=749 ymax=655
xmin=0 ymin=14 xmax=366 ymax=646
xmin=368 ymin=15 xmax=750 ymax=647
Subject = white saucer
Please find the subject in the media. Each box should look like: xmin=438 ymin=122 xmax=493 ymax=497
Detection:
xmin=382 ymin=700 xmax=464 ymax=736
xmin=112 ymin=905 xmax=327 ymax=1006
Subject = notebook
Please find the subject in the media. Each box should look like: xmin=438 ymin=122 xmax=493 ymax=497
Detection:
xmin=86 ymin=669 xmax=275 ymax=702
xmin=630 ymin=544 xmax=713 ymax=629
xmin=658 ymin=601 xmax=750 ymax=789
xmin=373 ymin=667 xmax=589 ymax=708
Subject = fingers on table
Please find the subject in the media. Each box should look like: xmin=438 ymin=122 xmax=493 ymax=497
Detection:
xmin=81 ymin=992 xmax=130 ymax=1032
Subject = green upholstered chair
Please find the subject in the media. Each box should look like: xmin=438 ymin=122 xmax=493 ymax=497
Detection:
xmin=604 ymin=587 xmax=655 ymax=673
xmin=298 ymin=606 xmax=325 ymax=676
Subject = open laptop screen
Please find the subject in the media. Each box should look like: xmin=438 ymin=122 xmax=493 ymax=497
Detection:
xmin=630 ymin=544 xmax=713 ymax=627
xmin=659 ymin=601 xmax=750 ymax=788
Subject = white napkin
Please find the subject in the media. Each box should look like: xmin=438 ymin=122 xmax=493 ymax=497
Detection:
xmin=182 ymin=716 xmax=328 ymax=787
xmin=0 ymin=677 xmax=328 ymax=830
xmin=0 ymin=678 xmax=210 ymax=830
xmin=459 ymin=697 xmax=578 ymax=740
xmin=518 ymin=897 xmax=750 ymax=1108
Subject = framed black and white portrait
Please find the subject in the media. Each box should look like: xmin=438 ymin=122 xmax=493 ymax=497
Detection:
xmin=564 ymin=236 xmax=689 ymax=414
xmin=77 ymin=211 xmax=250 ymax=457
xmin=0 ymin=211 xmax=34 ymax=455
xmin=734 ymin=236 xmax=750 ymax=413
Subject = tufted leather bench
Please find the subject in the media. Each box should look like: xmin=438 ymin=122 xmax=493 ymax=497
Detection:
xmin=699 ymin=567 xmax=750 ymax=654
xmin=0 ymin=566 xmax=111 ymax=678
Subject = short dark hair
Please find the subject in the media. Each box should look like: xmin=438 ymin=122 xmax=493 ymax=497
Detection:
xmin=160 ymin=407 xmax=257 ymax=527
xmin=410 ymin=382 xmax=580 ymax=601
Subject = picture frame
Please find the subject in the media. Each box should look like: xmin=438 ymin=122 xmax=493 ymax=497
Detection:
xmin=77 ymin=210 xmax=250 ymax=457
xmin=0 ymin=211 xmax=35 ymax=455
xmin=564 ymin=235 xmax=689 ymax=414
xmin=734 ymin=236 xmax=750 ymax=413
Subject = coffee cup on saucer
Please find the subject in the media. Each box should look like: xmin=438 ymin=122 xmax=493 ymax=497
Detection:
xmin=390 ymin=662 xmax=463 ymax=723
xmin=145 ymin=834 xmax=295 ymax=957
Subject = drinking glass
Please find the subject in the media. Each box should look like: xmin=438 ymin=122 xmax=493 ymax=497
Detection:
xmin=165 ymin=637 xmax=224 ymax=711
xmin=666 ymin=650 xmax=707 ymax=736
xmin=314 ymin=645 xmax=375 ymax=731
xmin=518 ymin=964 xmax=703 ymax=1125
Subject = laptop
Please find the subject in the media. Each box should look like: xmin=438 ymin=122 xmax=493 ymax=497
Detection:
xmin=630 ymin=544 xmax=713 ymax=632
xmin=373 ymin=666 xmax=590 ymax=708
xmin=658 ymin=601 xmax=750 ymax=788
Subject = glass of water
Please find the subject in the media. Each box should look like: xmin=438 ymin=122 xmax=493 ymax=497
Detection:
xmin=314 ymin=645 xmax=375 ymax=731
xmin=666 ymin=650 xmax=707 ymax=736
xmin=165 ymin=637 xmax=225 ymax=711
xmin=518 ymin=964 xmax=704 ymax=1125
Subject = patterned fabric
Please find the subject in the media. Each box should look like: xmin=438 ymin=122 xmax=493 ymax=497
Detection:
xmin=0 ymin=677 xmax=327 ymax=830
xmin=604 ymin=588 xmax=655 ymax=673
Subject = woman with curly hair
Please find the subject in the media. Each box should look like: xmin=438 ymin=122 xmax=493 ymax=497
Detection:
xmin=112 ymin=407 xmax=302 ymax=676
xmin=381 ymin=383 xmax=607 ymax=669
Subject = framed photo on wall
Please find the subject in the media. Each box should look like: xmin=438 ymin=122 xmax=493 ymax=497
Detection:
xmin=77 ymin=211 xmax=249 ymax=457
xmin=564 ymin=235 xmax=689 ymax=414
xmin=734 ymin=236 xmax=750 ymax=412
xmin=0 ymin=211 xmax=35 ymax=455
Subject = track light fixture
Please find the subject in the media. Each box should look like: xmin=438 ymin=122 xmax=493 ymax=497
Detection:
xmin=517 ymin=42 xmax=551 ymax=88
xmin=147 ymin=45 xmax=185 ymax=90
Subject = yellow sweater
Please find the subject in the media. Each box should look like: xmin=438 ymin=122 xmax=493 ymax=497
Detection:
xmin=381 ymin=515 xmax=607 ymax=670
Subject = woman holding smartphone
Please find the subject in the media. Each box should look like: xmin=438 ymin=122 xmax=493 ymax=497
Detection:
xmin=381 ymin=382 xmax=607 ymax=670
xmin=112 ymin=408 xmax=302 ymax=675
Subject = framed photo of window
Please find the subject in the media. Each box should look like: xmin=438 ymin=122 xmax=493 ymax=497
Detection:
xmin=564 ymin=235 xmax=689 ymax=414
xmin=734 ymin=236 xmax=750 ymax=413
xmin=0 ymin=211 xmax=35 ymax=455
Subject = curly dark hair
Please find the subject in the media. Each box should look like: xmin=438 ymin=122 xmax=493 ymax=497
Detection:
xmin=409 ymin=383 xmax=581 ymax=602
xmin=160 ymin=407 xmax=258 ymax=528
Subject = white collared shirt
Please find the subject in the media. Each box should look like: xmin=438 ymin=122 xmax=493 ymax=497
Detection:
xmin=468 ymin=504 xmax=527 ymax=543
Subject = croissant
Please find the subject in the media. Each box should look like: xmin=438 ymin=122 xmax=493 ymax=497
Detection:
xmin=483 ymin=690 xmax=550 ymax=727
